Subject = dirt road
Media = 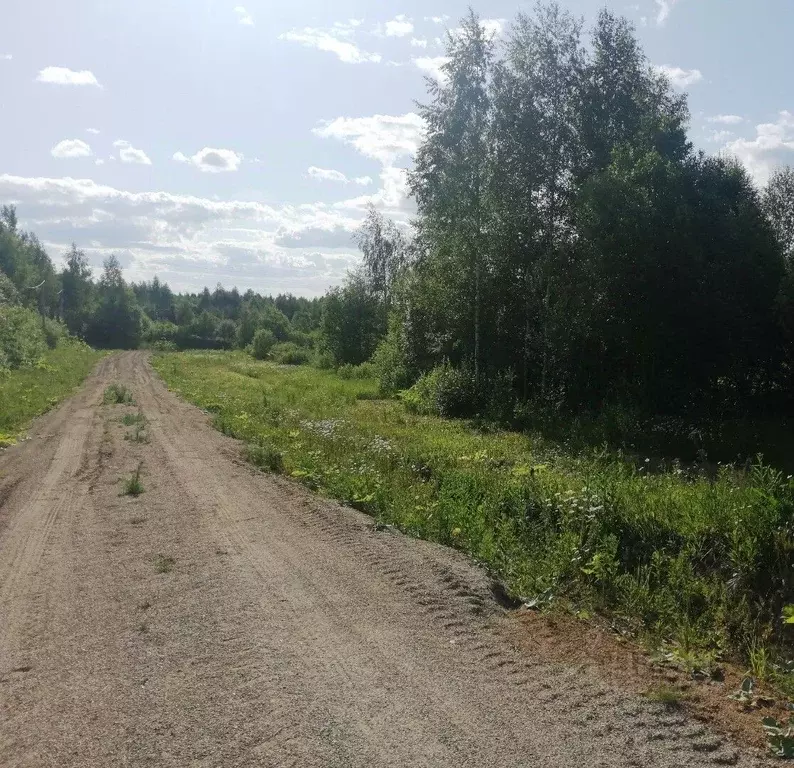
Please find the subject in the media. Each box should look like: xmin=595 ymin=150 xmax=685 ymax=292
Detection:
xmin=0 ymin=352 xmax=765 ymax=767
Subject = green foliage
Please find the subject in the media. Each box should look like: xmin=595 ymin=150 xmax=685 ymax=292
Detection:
xmin=155 ymin=352 xmax=794 ymax=672
xmin=337 ymin=362 xmax=376 ymax=380
xmin=401 ymin=364 xmax=481 ymax=418
xmin=763 ymin=716 xmax=794 ymax=758
xmin=104 ymin=383 xmax=134 ymax=405
xmin=0 ymin=305 xmax=46 ymax=369
xmin=251 ymin=328 xmax=276 ymax=360
xmin=121 ymin=462 xmax=145 ymax=496
xmin=372 ymin=321 xmax=416 ymax=394
xmin=270 ymin=342 xmax=310 ymax=365
xmin=321 ymin=273 xmax=385 ymax=366
xmin=244 ymin=440 xmax=284 ymax=472
xmin=153 ymin=554 xmax=175 ymax=574
xmin=0 ymin=341 xmax=103 ymax=438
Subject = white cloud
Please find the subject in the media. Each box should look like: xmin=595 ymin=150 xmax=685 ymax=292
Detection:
xmin=384 ymin=15 xmax=414 ymax=37
xmin=708 ymin=114 xmax=744 ymax=125
xmin=86 ymin=127 xmax=101 ymax=135
xmin=280 ymin=26 xmax=381 ymax=64
xmin=173 ymin=147 xmax=243 ymax=173
xmin=1 ymin=54 xmax=11 ymax=61
xmin=723 ymin=111 xmax=794 ymax=186
xmin=95 ymin=159 xmax=105 ymax=166
xmin=51 ymin=139 xmax=93 ymax=159
xmin=0 ymin=173 xmax=364 ymax=295
xmin=410 ymin=38 xmax=428 ymax=48
xmin=36 ymin=66 xmax=100 ymax=86
xmin=708 ymin=130 xmax=734 ymax=143
xmin=413 ymin=56 xmax=450 ymax=82
xmin=479 ymin=18 xmax=506 ymax=37
xmin=113 ymin=140 xmax=152 ymax=165
xmin=424 ymin=16 xmax=448 ymax=24
xmin=313 ymin=113 xmax=426 ymax=166
xmin=655 ymin=0 xmax=681 ymax=25
xmin=234 ymin=6 xmax=254 ymax=26
xmin=654 ymin=65 xmax=702 ymax=88
xmin=307 ymin=167 xmax=372 ymax=185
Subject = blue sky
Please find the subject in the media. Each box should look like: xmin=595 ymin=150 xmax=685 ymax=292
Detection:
xmin=1 ymin=0 xmax=793 ymax=295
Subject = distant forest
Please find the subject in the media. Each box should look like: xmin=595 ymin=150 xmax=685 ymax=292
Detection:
xmin=4 ymin=4 xmax=794 ymax=440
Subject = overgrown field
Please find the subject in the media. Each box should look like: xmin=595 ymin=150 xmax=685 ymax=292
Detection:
xmin=0 ymin=341 xmax=104 ymax=442
xmin=154 ymin=351 xmax=794 ymax=683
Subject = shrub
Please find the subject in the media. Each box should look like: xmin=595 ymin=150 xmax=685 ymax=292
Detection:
xmin=251 ymin=329 xmax=276 ymax=360
xmin=152 ymin=339 xmax=177 ymax=352
xmin=313 ymin=349 xmax=336 ymax=369
xmin=0 ymin=306 xmax=46 ymax=370
xmin=244 ymin=441 xmax=284 ymax=472
xmin=372 ymin=328 xmax=415 ymax=393
xmin=42 ymin=317 xmax=66 ymax=350
xmin=337 ymin=361 xmax=376 ymax=380
xmin=399 ymin=363 xmax=482 ymax=418
xmin=271 ymin=342 xmax=310 ymax=366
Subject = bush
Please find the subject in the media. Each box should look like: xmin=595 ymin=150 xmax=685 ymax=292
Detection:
xmin=372 ymin=328 xmax=415 ymax=394
xmin=42 ymin=317 xmax=65 ymax=349
xmin=313 ymin=349 xmax=336 ymax=369
xmin=244 ymin=441 xmax=284 ymax=472
xmin=151 ymin=339 xmax=177 ymax=352
xmin=251 ymin=329 xmax=276 ymax=360
xmin=271 ymin=342 xmax=310 ymax=366
xmin=0 ymin=306 xmax=46 ymax=370
xmin=399 ymin=363 xmax=482 ymax=418
xmin=337 ymin=362 xmax=376 ymax=380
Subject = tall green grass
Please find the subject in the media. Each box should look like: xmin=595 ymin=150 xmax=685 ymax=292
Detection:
xmin=154 ymin=351 xmax=794 ymax=681
xmin=0 ymin=341 xmax=104 ymax=443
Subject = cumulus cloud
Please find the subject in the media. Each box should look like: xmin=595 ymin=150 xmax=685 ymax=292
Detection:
xmin=655 ymin=0 xmax=681 ymax=25
xmin=413 ymin=56 xmax=450 ymax=82
xmin=274 ymin=225 xmax=357 ymax=249
xmin=280 ymin=25 xmax=381 ymax=64
xmin=313 ymin=113 xmax=425 ymax=166
xmin=708 ymin=130 xmax=734 ymax=143
xmin=424 ymin=16 xmax=448 ymax=24
xmin=0 ymin=173 xmax=364 ymax=295
xmin=708 ymin=114 xmax=743 ymax=125
xmin=654 ymin=65 xmax=702 ymax=88
xmin=86 ymin=127 xmax=101 ymax=135
xmin=234 ymin=6 xmax=254 ymax=25
xmin=410 ymin=38 xmax=428 ymax=48
xmin=722 ymin=111 xmax=794 ymax=186
xmin=51 ymin=139 xmax=93 ymax=159
xmin=95 ymin=159 xmax=105 ymax=166
xmin=113 ymin=140 xmax=152 ymax=165
xmin=307 ymin=167 xmax=372 ymax=185
xmin=36 ymin=66 xmax=100 ymax=86
xmin=1 ymin=54 xmax=11 ymax=61
xmin=384 ymin=15 xmax=414 ymax=37
xmin=173 ymin=147 xmax=242 ymax=173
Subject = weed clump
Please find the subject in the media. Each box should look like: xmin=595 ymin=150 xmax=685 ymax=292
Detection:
xmin=153 ymin=554 xmax=175 ymax=574
xmin=121 ymin=462 xmax=145 ymax=496
xmin=245 ymin=441 xmax=284 ymax=472
xmin=122 ymin=410 xmax=145 ymax=426
xmin=104 ymin=383 xmax=133 ymax=404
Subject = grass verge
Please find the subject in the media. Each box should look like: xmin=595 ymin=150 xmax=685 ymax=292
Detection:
xmin=153 ymin=351 xmax=794 ymax=690
xmin=0 ymin=341 xmax=104 ymax=444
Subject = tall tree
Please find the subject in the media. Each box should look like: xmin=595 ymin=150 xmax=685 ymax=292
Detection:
xmin=354 ymin=204 xmax=406 ymax=316
xmin=61 ymin=244 xmax=93 ymax=336
xmin=409 ymin=10 xmax=494 ymax=385
xmin=763 ymin=166 xmax=794 ymax=265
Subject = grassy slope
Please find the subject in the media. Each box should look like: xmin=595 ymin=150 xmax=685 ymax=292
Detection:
xmin=0 ymin=342 xmax=104 ymax=442
xmin=153 ymin=351 xmax=794 ymax=682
